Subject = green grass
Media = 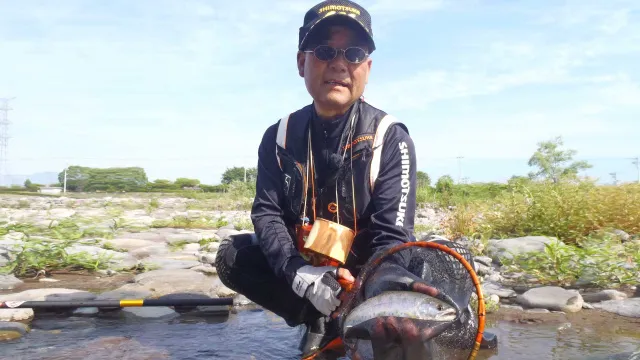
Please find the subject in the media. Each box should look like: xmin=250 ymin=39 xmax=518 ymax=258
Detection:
xmin=500 ymin=234 xmax=640 ymax=288
xmin=0 ymin=237 xmax=116 ymax=277
xmin=442 ymin=178 xmax=640 ymax=288
xmin=150 ymin=215 xmax=229 ymax=229
xmin=444 ymin=180 xmax=640 ymax=244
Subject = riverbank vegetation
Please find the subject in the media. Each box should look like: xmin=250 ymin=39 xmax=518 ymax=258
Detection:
xmin=2 ymin=136 xmax=638 ymax=287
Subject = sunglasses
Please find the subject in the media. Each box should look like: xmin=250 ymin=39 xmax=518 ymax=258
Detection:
xmin=304 ymin=45 xmax=369 ymax=64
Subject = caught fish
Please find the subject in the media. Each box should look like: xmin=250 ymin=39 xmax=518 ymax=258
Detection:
xmin=342 ymin=290 xmax=457 ymax=340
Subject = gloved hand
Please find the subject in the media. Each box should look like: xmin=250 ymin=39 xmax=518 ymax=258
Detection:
xmin=292 ymin=265 xmax=342 ymax=316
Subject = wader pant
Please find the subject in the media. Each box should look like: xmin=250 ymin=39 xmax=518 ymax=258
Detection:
xmin=215 ymin=233 xmax=323 ymax=327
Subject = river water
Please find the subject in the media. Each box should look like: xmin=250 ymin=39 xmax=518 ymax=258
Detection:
xmin=1 ymin=307 xmax=639 ymax=360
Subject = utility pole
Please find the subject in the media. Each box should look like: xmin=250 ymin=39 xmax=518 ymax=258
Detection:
xmin=456 ymin=156 xmax=464 ymax=184
xmin=632 ymin=157 xmax=639 ymax=184
xmin=63 ymin=167 xmax=68 ymax=193
xmin=244 ymin=167 xmax=247 ymax=183
xmin=0 ymin=97 xmax=15 ymax=187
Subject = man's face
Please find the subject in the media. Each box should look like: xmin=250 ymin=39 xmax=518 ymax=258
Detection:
xmin=297 ymin=24 xmax=372 ymax=118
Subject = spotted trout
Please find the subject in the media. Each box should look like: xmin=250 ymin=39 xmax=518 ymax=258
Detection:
xmin=342 ymin=290 xmax=458 ymax=341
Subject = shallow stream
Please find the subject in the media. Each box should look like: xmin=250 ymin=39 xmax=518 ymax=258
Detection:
xmin=1 ymin=307 xmax=639 ymax=360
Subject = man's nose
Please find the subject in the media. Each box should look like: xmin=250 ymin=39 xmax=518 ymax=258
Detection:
xmin=329 ymin=51 xmax=349 ymax=72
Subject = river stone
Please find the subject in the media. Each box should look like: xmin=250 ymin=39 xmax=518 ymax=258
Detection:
xmin=47 ymin=208 xmax=76 ymax=219
xmin=592 ymin=298 xmax=640 ymax=318
xmin=475 ymin=256 xmax=493 ymax=267
xmin=139 ymin=256 xmax=201 ymax=270
xmin=103 ymin=238 xmax=158 ymax=252
xmin=516 ymin=286 xmax=583 ymax=313
xmin=35 ymin=336 xmax=170 ymax=359
xmin=130 ymin=245 xmax=170 ymax=259
xmin=95 ymin=286 xmax=152 ymax=301
xmin=0 ymin=274 xmax=23 ymax=290
xmin=132 ymin=269 xmax=220 ymax=297
xmin=122 ymin=306 xmax=178 ymax=319
xmin=0 ymin=322 xmax=29 ymax=335
xmin=200 ymin=241 xmax=220 ymax=253
xmin=474 ymin=262 xmax=492 ymax=276
xmin=582 ymin=290 xmax=628 ymax=303
xmin=165 ymin=233 xmax=201 ymax=244
xmin=115 ymin=231 xmax=167 ymax=243
xmin=0 ymin=308 xmax=33 ymax=322
xmin=216 ymin=228 xmax=241 ymax=240
xmin=0 ymin=288 xmax=95 ymax=302
xmin=191 ymin=264 xmax=217 ymax=275
xmin=482 ymin=281 xmax=516 ymax=298
xmin=486 ymin=236 xmax=561 ymax=264
xmin=66 ymin=245 xmax=139 ymax=269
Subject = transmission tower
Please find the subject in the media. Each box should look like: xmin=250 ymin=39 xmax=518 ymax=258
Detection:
xmin=0 ymin=97 xmax=14 ymax=187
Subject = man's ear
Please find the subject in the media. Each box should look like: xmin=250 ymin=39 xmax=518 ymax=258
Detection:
xmin=297 ymin=51 xmax=305 ymax=77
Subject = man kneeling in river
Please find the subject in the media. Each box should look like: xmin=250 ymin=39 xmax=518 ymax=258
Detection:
xmin=215 ymin=1 xmax=493 ymax=359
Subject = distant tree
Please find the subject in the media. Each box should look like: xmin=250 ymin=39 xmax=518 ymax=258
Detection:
xmin=417 ymin=171 xmax=431 ymax=188
xmin=435 ymin=175 xmax=454 ymax=194
xmin=24 ymin=179 xmax=31 ymax=188
xmin=175 ymin=178 xmax=200 ymax=188
xmin=58 ymin=166 xmax=148 ymax=192
xmin=527 ymin=136 xmax=592 ymax=183
xmin=221 ymin=167 xmax=257 ymax=185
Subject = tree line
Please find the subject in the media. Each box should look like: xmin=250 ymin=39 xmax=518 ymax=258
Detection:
xmin=6 ymin=136 xmax=597 ymax=194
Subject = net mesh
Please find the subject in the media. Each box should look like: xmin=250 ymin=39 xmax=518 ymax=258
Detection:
xmin=339 ymin=239 xmax=479 ymax=360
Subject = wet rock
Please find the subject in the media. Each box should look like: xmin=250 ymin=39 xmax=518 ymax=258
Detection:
xmin=122 ymin=306 xmax=178 ymax=319
xmin=31 ymin=318 xmax=95 ymax=331
xmin=500 ymin=304 xmax=524 ymax=311
xmin=0 ymin=322 xmax=29 ymax=341
xmin=73 ymin=307 xmax=100 ymax=315
xmin=95 ymin=286 xmax=152 ymax=301
xmin=516 ymin=286 xmax=583 ymax=313
xmin=482 ymin=281 xmax=516 ymax=298
xmin=592 ymin=298 xmax=640 ymax=318
xmin=582 ymin=289 xmax=628 ymax=303
xmin=0 ymin=274 xmax=23 ymax=290
xmin=582 ymin=303 xmax=595 ymax=309
xmin=486 ymin=236 xmax=562 ymax=264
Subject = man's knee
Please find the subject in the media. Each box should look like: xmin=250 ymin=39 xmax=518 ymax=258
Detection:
xmin=215 ymin=232 xmax=257 ymax=288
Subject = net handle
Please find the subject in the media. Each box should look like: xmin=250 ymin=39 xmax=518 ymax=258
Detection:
xmin=336 ymin=241 xmax=486 ymax=360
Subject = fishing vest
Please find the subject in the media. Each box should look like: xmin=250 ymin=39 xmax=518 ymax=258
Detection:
xmin=275 ymin=99 xmax=407 ymax=234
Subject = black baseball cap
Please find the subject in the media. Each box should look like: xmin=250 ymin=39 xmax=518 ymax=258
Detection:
xmin=298 ymin=0 xmax=376 ymax=53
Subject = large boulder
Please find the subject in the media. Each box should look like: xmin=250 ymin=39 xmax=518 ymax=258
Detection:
xmin=516 ymin=286 xmax=583 ymax=313
xmin=592 ymin=298 xmax=640 ymax=318
xmin=486 ymin=236 xmax=561 ymax=264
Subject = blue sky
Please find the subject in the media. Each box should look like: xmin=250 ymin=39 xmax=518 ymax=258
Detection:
xmin=0 ymin=0 xmax=639 ymax=186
